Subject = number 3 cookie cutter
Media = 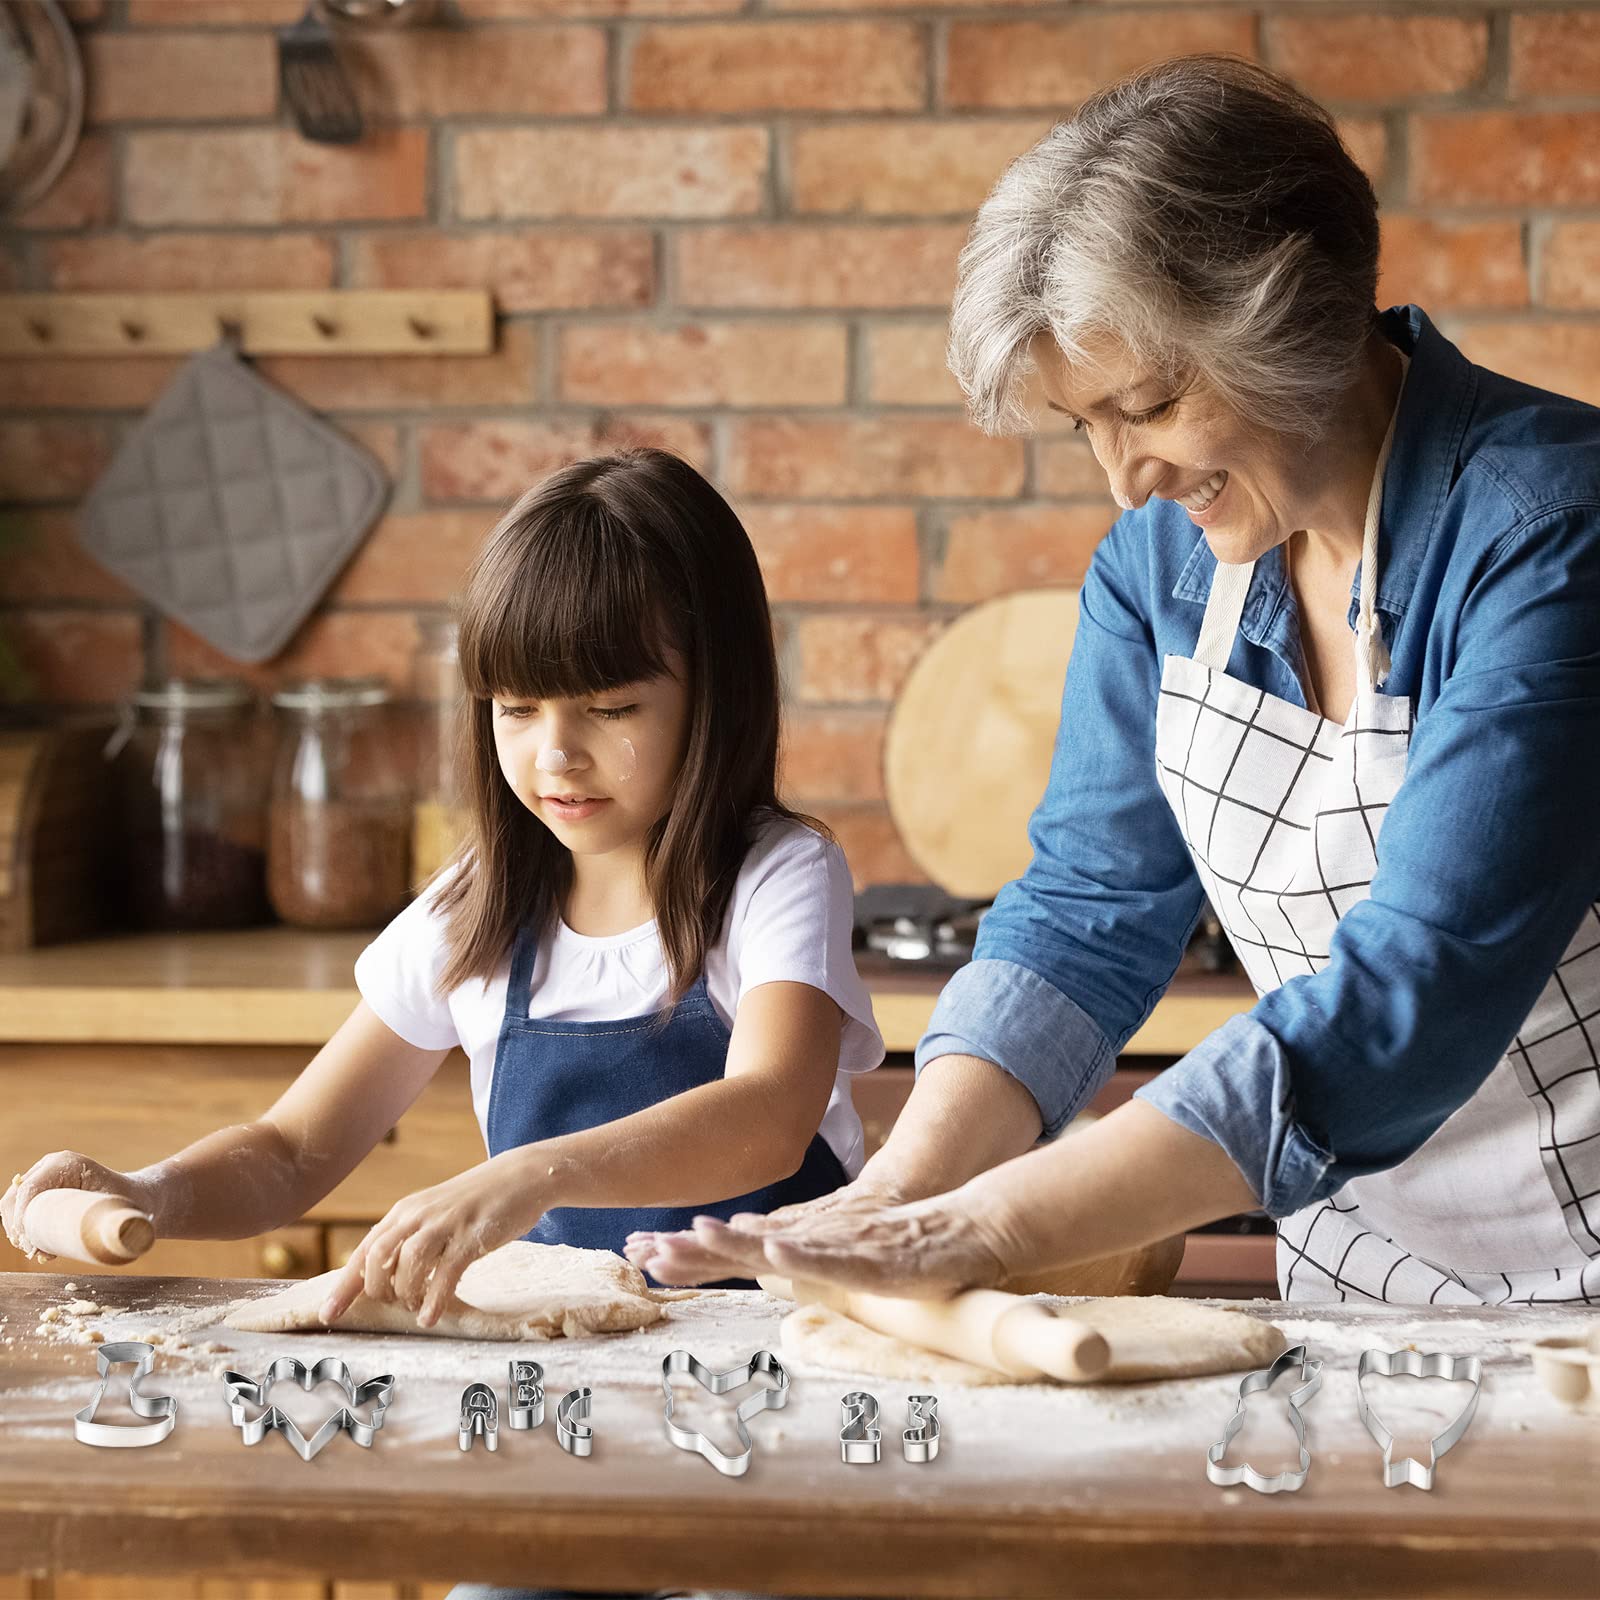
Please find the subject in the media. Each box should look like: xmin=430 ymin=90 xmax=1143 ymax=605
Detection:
xmin=1205 ymin=1343 xmax=1323 ymax=1494
xmin=74 ymin=1341 xmax=178 ymax=1449
xmin=662 ymin=1349 xmax=789 ymax=1478
xmin=222 ymin=1356 xmax=394 ymax=1461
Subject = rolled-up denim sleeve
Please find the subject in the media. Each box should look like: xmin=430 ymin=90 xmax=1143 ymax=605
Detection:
xmin=1138 ymin=505 xmax=1600 ymax=1216
xmin=916 ymin=515 xmax=1205 ymax=1135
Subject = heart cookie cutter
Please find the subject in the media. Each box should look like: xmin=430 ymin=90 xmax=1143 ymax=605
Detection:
xmin=222 ymin=1356 xmax=394 ymax=1461
xmin=662 ymin=1349 xmax=789 ymax=1478
xmin=1205 ymin=1342 xmax=1323 ymax=1494
xmin=1356 ymin=1347 xmax=1482 ymax=1490
xmin=74 ymin=1341 xmax=177 ymax=1449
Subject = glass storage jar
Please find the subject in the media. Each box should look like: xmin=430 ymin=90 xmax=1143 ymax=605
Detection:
xmin=267 ymin=677 xmax=413 ymax=929
xmin=410 ymin=614 xmax=467 ymax=884
xmin=109 ymin=678 xmax=271 ymax=931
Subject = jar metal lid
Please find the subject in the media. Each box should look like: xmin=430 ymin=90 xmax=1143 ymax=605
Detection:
xmin=132 ymin=677 xmax=254 ymax=712
xmin=270 ymin=676 xmax=392 ymax=712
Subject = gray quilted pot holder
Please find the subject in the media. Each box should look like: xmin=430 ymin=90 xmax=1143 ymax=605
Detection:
xmin=77 ymin=340 xmax=390 ymax=663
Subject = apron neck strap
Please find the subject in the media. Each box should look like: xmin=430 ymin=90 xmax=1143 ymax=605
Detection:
xmin=1194 ymin=557 xmax=1253 ymax=673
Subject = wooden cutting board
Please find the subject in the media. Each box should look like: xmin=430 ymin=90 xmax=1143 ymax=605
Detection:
xmin=884 ymin=587 xmax=1078 ymax=900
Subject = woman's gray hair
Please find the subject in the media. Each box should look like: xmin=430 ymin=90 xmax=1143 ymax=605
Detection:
xmin=947 ymin=54 xmax=1382 ymax=448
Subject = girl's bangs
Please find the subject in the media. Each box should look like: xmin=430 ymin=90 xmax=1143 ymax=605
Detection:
xmin=459 ymin=500 xmax=673 ymax=702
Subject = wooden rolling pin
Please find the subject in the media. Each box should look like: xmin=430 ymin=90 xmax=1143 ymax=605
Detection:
xmin=763 ymin=1273 xmax=1111 ymax=1383
xmin=21 ymin=1188 xmax=156 ymax=1266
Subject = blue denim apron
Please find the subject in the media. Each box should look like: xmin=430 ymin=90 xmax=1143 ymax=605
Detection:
xmin=485 ymin=923 xmax=848 ymax=1290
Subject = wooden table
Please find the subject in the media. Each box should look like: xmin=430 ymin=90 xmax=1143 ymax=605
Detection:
xmin=3 ymin=1271 xmax=1596 ymax=1598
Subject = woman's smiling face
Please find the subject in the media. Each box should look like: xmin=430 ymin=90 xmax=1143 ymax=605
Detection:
xmin=1028 ymin=328 xmax=1344 ymax=566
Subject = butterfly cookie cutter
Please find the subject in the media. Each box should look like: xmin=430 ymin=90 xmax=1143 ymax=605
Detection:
xmin=222 ymin=1356 xmax=395 ymax=1461
xmin=74 ymin=1341 xmax=178 ymax=1449
xmin=662 ymin=1348 xmax=789 ymax=1478
xmin=1356 ymin=1347 xmax=1482 ymax=1490
xmin=1205 ymin=1342 xmax=1323 ymax=1494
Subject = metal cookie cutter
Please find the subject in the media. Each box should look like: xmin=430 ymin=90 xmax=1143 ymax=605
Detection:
xmin=840 ymin=1391 xmax=881 ymax=1464
xmin=662 ymin=1349 xmax=789 ymax=1478
xmin=222 ymin=1356 xmax=395 ymax=1462
xmin=903 ymin=1394 xmax=940 ymax=1464
xmin=74 ymin=1341 xmax=177 ymax=1449
xmin=1356 ymin=1348 xmax=1482 ymax=1490
xmin=459 ymin=1382 xmax=498 ymax=1452
xmin=1205 ymin=1343 xmax=1323 ymax=1494
xmin=509 ymin=1359 xmax=545 ymax=1429
xmin=557 ymin=1387 xmax=594 ymax=1457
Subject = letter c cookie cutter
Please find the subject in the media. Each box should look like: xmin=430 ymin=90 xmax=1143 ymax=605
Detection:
xmin=662 ymin=1348 xmax=789 ymax=1478
xmin=74 ymin=1341 xmax=177 ymax=1449
xmin=1205 ymin=1343 xmax=1323 ymax=1494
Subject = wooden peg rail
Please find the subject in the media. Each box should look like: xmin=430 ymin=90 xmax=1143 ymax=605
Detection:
xmin=0 ymin=290 xmax=494 ymax=357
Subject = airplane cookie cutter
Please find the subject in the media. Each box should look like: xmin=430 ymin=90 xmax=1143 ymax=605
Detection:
xmin=74 ymin=1341 xmax=178 ymax=1449
xmin=221 ymin=1356 xmax=394 ymax=1461
xmin=903 ymin=1394 xmax=940 ymax=1464
xmin=661 ymin=1348 xmax=789 ymax=1478
xmin=459 ymin=1381 xmax=498 ymax=1452
xmin=1356 ymin=1347 xmax=1482 ymax=1490
xmin=840 ymin=1391 xmax=881 ymax=1464
xmin=1205 ymin=1343 xmax=1323 ymax=1494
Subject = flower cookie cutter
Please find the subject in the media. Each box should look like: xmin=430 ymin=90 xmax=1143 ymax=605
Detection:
xmin=662 ymin=1348 xmax=789 ymax=1478
xmin=74 ymin=1341 xmax=178 ymax=1449
xmin=1205 ymin=1342 xmax=1323 ymax=1494
xmin=222 ymin=1355 xmax=394 ymax=1461
xmin=1356 ymin=1347 xmax=1482 ymax=1490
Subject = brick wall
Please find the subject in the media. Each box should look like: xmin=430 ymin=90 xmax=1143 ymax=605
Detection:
xmin=3 ymin=0 xmax=1599 ymax=886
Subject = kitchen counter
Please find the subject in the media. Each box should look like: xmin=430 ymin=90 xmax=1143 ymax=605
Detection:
xmin=0 ymin=927 xmax=1255 ymax=1054
xmin=2 ymin=1270 xmax=1595 ymax=1597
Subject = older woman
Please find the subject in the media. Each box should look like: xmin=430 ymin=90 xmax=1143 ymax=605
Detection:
xmin=627 ymin=53 xmax=1600 ymax=1309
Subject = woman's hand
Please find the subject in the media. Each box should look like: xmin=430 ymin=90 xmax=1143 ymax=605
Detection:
xmin=318 ymin=1152 xmax=550 ymax=1329
xmin=628 ymin=1185 xmax=1016 ymax=1300
xmin=623 ymin=1176 xmax=911 ymax=1284
xmin=2 ymin=1151 xmax=151 ymax=1262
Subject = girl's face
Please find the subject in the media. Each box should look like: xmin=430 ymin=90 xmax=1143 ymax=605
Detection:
xmin=1028 ymin=329 xmax=1353 ymax=567
xmin=491 ymin=651 xmax=692 ymax=861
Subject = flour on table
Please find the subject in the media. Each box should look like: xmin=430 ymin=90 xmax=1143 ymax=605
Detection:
xmin=225 ymin=1241 xmax=685 ymax=1341
xmin=781 ymin=1296 xmax=1286 ymax=1386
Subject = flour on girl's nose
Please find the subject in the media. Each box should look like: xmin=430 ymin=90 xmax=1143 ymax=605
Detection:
xmin=536 ymin=748 xmax=570 ymax=774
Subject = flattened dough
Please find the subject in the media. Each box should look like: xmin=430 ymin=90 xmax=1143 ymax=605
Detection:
xmin=227 ymin=1241 xmax=674 ymax=1341
xmin=781 ymin=1297 xmax=1286 ymax=1385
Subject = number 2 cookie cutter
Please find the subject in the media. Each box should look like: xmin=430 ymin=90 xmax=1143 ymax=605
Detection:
xmin=662 ymin=1349 xmax=789 ymax=1478
xmin=222 ymin=1356 xmax=395 ymax=1461
xmin=1205 ymin=1343 xmax=1323 ymax=1494
xmin=74 ymin=1341 xmax=178 ymax=1449
xmin=1356 ymin=1347 xmax=1482 ymax=1490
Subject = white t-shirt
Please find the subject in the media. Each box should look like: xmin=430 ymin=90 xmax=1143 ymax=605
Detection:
xmin=354 ymin=815 xmax=882 ymax=1178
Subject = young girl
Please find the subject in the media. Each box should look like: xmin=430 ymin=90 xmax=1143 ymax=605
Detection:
xmin=2 ymin=448 xmax=883 ymax=1328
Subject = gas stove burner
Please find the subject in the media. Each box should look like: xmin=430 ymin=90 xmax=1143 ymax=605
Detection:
xmin=853 ymin=885 xmax=989 ymax=967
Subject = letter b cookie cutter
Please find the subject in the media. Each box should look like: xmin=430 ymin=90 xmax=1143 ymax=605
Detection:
xmin=74 ymin=1341 xmax=177 ymax=1449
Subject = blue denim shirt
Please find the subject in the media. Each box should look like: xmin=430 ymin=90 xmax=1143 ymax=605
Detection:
xmin=916 ymin=303 xmax=1600 ymax=1218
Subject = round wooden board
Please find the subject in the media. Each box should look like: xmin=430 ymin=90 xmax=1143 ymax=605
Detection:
xmin=885 ymin=587 xmax=1079 ymax=900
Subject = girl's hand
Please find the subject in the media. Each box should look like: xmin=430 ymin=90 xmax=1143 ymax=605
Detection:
xmin=318 ymin=1153 xmax=549 ymax=1330
xmin=2 ymin=1152 xmax=149 ymax=1263
xmin=623 ymin=1177 xmax=910 ymax=1284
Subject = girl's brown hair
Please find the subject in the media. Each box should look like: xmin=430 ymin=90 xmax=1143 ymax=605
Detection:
xmin=434 ymin=447 xmax=820 ymax=1004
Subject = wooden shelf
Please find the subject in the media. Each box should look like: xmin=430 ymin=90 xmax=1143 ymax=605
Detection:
xmin=0 ymin=927 xmax=1256 ymax=1052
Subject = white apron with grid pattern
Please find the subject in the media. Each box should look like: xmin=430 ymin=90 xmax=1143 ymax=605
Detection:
xmin=1153 ymin=352 xmax=1600 ymax=1305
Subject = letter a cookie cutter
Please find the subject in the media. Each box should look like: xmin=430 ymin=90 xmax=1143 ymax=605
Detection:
xmin=1205 ymin=1343 xmax=1323 ymax=1494
xmin=662 ymin=1349 xmax=789 ymax=1478
xmin=74 ymin=1341 xmax=177 ymax=1449
xmin=1356 ymin=1347 xmax=1482 ymax=1490
xmin=222 ymin=1356 xmax=394 ymax=1461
